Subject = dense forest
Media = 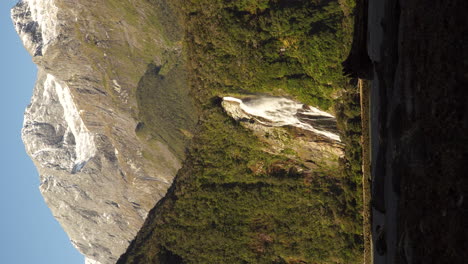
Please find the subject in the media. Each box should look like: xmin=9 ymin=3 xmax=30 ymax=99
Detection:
xmin=119 ymin=0 xmax=364 ymax=263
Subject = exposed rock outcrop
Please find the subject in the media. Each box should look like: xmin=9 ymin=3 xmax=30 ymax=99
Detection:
xmin=12 ymin=0 xmax=195 ymax=263
xmin=222 ymin=96 xmax=343 ymax=168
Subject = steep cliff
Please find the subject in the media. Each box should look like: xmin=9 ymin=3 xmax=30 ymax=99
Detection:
xmin=12 ymin=0 xmax=365 ymax=263
xmin=12 ymin=0 xmax=196 ymax=263
xmin=118 ymin=0 xmax=364 ymax=263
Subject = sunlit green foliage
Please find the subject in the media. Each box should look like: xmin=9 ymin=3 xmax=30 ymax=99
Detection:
xmin=335 ymin=81 xmax=363 ymax=227
xmin=184 ymin=0 xmax=353 ymax=109
xmin=118 ymin=0 xmax=363 ymax=263
xmin=119 ymin=106 xmax=362 ymax=264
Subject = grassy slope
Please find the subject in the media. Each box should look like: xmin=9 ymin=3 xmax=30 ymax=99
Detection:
xmin=136 ymin=62 xmax=198 ymax=161
xmin=118 ymin=0 xmax=363 ymax=263
xmin=75 ymin=0 xmax=198 ymax=161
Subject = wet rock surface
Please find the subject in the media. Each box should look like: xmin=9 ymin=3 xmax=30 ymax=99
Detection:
xmin=222 ymin=96 xmax=343 ymax=169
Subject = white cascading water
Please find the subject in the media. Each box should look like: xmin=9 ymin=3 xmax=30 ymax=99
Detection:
xmin=223 ymin=96 xmax=340 ymax=141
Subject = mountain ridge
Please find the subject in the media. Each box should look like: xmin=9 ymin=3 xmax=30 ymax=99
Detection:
xmin=12 ymin=0 xmax=196 ymax=263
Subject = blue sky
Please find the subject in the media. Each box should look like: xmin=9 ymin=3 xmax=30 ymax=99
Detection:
xmin=0 ymin=1 xmax=84 ymax=263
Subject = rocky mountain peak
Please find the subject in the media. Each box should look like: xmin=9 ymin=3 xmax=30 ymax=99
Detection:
xmin=11 ymin=0 xmax=194 ymax=263
xmin=11 ymin=0 xmax=60 ymax=56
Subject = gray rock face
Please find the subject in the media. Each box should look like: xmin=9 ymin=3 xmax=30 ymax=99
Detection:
xmin=12 ymin=0 xmax=193 ymax=263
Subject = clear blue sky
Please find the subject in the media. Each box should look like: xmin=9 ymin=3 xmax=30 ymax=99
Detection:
xmin=0 ymin=1 xmax=84 ymax=263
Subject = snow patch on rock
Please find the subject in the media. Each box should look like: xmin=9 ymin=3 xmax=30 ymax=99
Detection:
xmin=11 ymin=0 xmax=59 ymax=55
xmin=22 ymin=72 xmax=96 ymax=173
xmin=112 ymin=79 xmax=122 ymax=93
xmin=85 ymin=257 xmax=102 ymax=264
xmin=46 ymin=74 xmax=96 ymax=168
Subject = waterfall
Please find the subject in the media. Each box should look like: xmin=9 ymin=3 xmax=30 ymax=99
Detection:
xmin=223 ymin=96 xmax=341 ymax=141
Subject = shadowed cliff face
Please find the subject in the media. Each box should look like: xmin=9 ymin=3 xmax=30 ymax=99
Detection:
xmin=364 ymin=0 xmax=468 ymax=263
xmin=392 ymin=1 xmax=468 ymax=263
xmin=12 ymin=0 xmax=196 ymax=263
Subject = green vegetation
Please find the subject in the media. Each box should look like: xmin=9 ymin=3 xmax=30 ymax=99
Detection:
xmin=335 ymin=80 xmax=364 ymax=245
xmin=69 ymin=0 xmax=199 ymax=162
xmin=120 ymin=105 xmax=362 ymax=264
xmin=183 ymin=0 xmax=354 ymax=109
xmin=135 ymin=62 xmax=198 ymax=160
xmin=68 ymin=0 xmax=185 ymax=104
xmin=335 ymin=81 xmax=362 ymax=183
xmin=118 ymin=0 xmax=364 ymax=263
